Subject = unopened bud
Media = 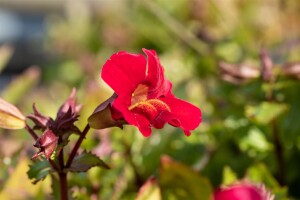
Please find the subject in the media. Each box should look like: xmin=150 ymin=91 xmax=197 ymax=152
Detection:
xmin=260 ymin=49 xmax=274 ymax=82
xmin=219 ymin=61 xmax=260 ymax=84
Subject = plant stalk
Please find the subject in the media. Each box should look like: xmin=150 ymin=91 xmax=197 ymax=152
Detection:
xmin=66 ymin=124 xmax=90 ymax=168
xmin=272 ymin=120 xmax=285 ymax=185
xmin=59 ymin=172 xmax=68 ymax=200
xmin=25 ymin=124 xmax=38 ymax=140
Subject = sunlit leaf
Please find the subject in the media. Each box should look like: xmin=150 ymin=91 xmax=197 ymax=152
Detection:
xmin=159 ymin=156 xmax=213 ymax=200
xmin=0 ymin=97 xmax=26 ymax=129
xmin=239 ymin=127 xmax=273 ymax=155
xmin=245 ymin=102 xmax=288 ymax=124
xmin=222 ymin=166 xmax=237 ymax=186
xmin=136 ymin=177 xmax=161 ymax=200
xmin=69 ymin=151 xmax=110 ymax=172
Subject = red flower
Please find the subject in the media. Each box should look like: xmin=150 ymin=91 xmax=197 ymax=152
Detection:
xmin=90 ymin=49 xmax=201 ymax=137
xmin=214 ymin=183 xmax=274 ymax=200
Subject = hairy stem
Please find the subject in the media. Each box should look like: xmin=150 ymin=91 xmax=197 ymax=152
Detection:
xmin=66 ymin=124 xmax=90 ymax=168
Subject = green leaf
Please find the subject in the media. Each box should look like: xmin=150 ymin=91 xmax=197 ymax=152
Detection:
xmin=69 ymin=152 xmax=110 ymax=172
xmin=136 ymin=177 xmax=161 ymax=200
xmin=222 ymin=166 xmax=237 ymax=186
xmin=159 ymin=156 xmax=213 ymax=200
xmin=239 ymin=127 xmax=273 ymax=155
xmin=27 ymin=159 xmax=52 ymax=184
xmin=245 ymin=102 xmax=288 ymax=124
xmin=50 ymin=174 xmax=60 ymax=200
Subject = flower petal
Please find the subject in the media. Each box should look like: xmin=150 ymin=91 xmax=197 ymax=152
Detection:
xmin=160 ymin=96 xmax=201 ymax=135
xmin=112 ymin=96 xmax=152 ymax=137
xmin=101 ymin=51 xmax=147 ymax=95
xmin=142 ymin=49 xmax=172 ymax=98
xmin=134 ymin=113 xmax=152 ymax=137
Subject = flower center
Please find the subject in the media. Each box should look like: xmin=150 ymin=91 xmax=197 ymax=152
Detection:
xmin=129 ymin=99 xmax=171 ymax=121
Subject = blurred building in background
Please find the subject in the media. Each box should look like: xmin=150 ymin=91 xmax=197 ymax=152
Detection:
xmin=0 ymin=1 xmax=62 ymax=90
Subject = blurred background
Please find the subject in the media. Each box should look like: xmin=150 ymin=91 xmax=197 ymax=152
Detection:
xmin=1 ymin=0 xmax=300 ymax=199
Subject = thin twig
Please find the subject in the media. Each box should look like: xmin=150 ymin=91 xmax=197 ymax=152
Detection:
xmin=66 ymin=124 xmax=90 ymax=168
xmin=25 ymin=124 xmax=38 ymax=140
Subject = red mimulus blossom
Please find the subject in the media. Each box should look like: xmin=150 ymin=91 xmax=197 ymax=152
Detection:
xmin=90 ymin=49 xmax=201 ymax=137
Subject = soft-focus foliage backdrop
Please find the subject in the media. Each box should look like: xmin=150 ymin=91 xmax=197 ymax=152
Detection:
xmin=1 ymin=0 xmax=300 ymax=199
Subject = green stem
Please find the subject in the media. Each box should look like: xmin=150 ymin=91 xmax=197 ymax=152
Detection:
xmin=264 ymin=77 xmax=285 ymax=185
xmin=66 ymin=124 xmax=90 ymax=168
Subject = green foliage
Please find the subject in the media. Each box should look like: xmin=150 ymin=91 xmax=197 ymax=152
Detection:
xmin=69 ymin=151 xmax=110 ymax=172
xmin=222 ymin=166 xmax=238 ymax=186
xmin=27 ymin=159 xmax=52 ymax=184
xmin=245 ymin=102 xmax=289 ymax=125
xmin=159 ymin=156 xmax=213 ymax=200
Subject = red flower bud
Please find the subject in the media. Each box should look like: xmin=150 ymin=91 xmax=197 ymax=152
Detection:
xmin=32 ymin=129 xmax=58 ymax=160
xmin=214 ymin=182 xmax=274 ymax=200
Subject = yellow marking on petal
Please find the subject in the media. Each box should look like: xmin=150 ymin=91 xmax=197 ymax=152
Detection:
xmin=131 ymin=84 xmax=148 ymax=105
xmin=129 ymin=99 xmax=170 ymax=112
xmin=146 ymin=99 xmax=171 ymax=112
xmin=129 ymin=99 xmax=171 ymax=123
